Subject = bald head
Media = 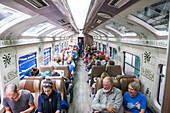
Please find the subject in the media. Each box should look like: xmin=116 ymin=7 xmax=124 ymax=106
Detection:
xmin=4 ymin=83 xmax=17 ymax=93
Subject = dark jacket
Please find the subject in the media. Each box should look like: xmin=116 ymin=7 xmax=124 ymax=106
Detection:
xmin=38 ymin=89 xmax=61 ymax=113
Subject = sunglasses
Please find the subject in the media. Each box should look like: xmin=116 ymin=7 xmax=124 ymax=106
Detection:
xmin=42 ymin=83 xmax=53 ymax=88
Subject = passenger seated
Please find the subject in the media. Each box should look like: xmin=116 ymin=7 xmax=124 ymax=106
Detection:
xmin=31 ymin=67 xmax=50 ymax=79
xmin=108 ymin=60 xmax=115 ymax=65
xmin=87 ymin=54 xmax=96 ymax=72
xmin=3 ymin=83 xmax=35 ymax=113
xmin=123 ymin=81 xmax=147 ymax=113
xmin=38 ymin=79 xmax=61 ymax=113
xmin=48 ymin=57 xmax=58 ymax=67
xmin=65 ymin=58 xmax=75 ymax=76
xmin=92 ymin=76 xmax=124 ymax=113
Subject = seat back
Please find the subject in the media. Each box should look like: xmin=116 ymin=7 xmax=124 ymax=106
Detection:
xmin=116 ymin=75 xmax=136 ymax=88
xmin=55 ymin=65 xmax=70 ymax=79
xmin=99 ymin=55 xmax=105 ymax=60
xmin=18 ymin=79 xmax=40 ymax=108
xmin=91 ymin=65 xmax=106 ymax=84
xmin=39 ymin=65 xmax=54 ymax=73
xmin=40 ymin=77 xmax=67 ymax=101
xmin=24 ymin=76 xmax=43 ymax=81
xmin=107 ymin=65 xmax=122 ymax=77
xmin=120 ymin=78 xmax=141 ymax=94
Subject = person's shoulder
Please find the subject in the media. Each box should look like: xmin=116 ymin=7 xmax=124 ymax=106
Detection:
xmin=96 ymin=88 xmax=104 ymax=94
xmin=113 ymin=87 xmax=122 ymax=93
xmin=53 ymin=89 xmax=61 ymax=95
xmin=22 ymin=90 xmax=31 ymax=94
xmin=138 ymin=92 xmax=146 ymax=98
xmin=124 ymin=92 xmax=129 ymax=97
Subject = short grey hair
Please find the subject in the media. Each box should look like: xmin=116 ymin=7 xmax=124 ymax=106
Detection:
xmin=4 ymin=83 xmax=17 ymax=93
xmin=129 ymin=81 xmax=140 ymax=91
xmin=103 ymin=76 xmax=113 ymax=84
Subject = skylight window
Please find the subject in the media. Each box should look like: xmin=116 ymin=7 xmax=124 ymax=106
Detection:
xmin=56 ymin=31 xmax=69 ymax=37
xmin=22 ymin=22 xmax=55 ymax=36
xmin=93 ymin=31 xmax=105 ymax=36
xmin=0 ymin=4 xmax=31 ymax=34
xmin=107 ymin=22 xmax=137 ymax=36
xmin=98 ymin=29 xmax=114 ymax=37
xmin=46 ymin=28 xmax=64 ymax=37
xmin=131 ymin=0 xmax=169 ymax=32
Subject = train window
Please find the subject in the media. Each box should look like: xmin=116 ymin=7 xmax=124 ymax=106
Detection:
xmin=46 ymin=28 xmax=64 ymax=37
xmin=44 ymin=48 xmax=51 ymax=65
xmin=110 ymin=47 xmax=112 ymax=57
xmin=55 ymin=45 xmax=59 ymax=54
xmin=103 ymin=44 xmax=106 ymax=54
xmin=96 ymin=42 xmax=97 ymax=49
xmin=19 ymin=53 xmax=37 ymax=80
xmin=60 ymin=43 xmax=63 ymax=52
xmin=107 ymin=22 xmax=137 ymax=36
xmin=0 ymin=4 xmax=31 ymax=33
xmin=99 ymin=43 xmax=101 ymax=51
xmin=158 ymin=65 xmax=166 ymax=105
xmin=131 ymin=1 xmax=169 ymax=35
xmin=22 ymin=22 xmax=55 ymax=36
xmin=124 ymin=52 xmax=140 ymax=77
xmin=113 ymin=48 xmax=117 ymax=60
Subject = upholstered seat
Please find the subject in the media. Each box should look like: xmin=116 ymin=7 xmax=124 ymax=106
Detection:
xmin=54 ymin=65 xmax=70 ymax=79
xmin=120 ymin=78 xmax=141 ymax=94
xmin=107 ymin=65 xmax=122 ymax=77
xmin=18 ymin=79 xmax=41 ymax=108
xmin=98 ymin=55 xmax=105 ymax=60
xmin=91 ymin=65 xmax=106 ymax=85
xmin=39 ymin=65 xmax=54 ymax=73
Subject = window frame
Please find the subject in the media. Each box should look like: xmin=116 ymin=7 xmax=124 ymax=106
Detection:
xmin=103 ymin=44 xmax=106 ymax=54
xmin=18 ymin=52 xmax=37 ymax=80
xmin=157 ymin=64 xmax=166 ymax=105
xmin=123 ymin=52 xmax=140 ymax=77
xmin=44 ymin=47 xmax=51 ymax=65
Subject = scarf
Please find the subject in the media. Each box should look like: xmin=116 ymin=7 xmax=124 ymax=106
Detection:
xmin=41 ymin=89 xmax=58 ymax=113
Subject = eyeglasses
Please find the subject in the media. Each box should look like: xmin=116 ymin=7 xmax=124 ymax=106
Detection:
xmin=128 ymin=88 xmax=135 ymax=91
xmin=42 ymin=83 xmax=52 ymax=88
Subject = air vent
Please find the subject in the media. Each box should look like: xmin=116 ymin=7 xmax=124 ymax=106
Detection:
xmin=94 ymin=19 xmax=102 ymax=24
xmin=109 ymin=0 xmax=131 ymax=8
xmin=25 ymin=0 xmax=48 ymax=9
xmin=58 ymin=19 xmax=66 ymax=24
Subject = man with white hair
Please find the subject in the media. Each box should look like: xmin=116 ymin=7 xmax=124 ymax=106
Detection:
xmin=92 ymin=76 xmax=124 ymax=113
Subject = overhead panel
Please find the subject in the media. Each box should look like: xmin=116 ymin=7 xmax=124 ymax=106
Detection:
xmin=24 ymin=0 xmax=49 ymax=9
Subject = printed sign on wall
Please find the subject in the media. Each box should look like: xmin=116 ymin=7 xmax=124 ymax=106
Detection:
xmin=0 ymin=47 xmax=18 ymax=85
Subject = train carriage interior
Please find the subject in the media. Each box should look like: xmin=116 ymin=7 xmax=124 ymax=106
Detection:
xmin=0 ymin=0 xmax=170 ymax=113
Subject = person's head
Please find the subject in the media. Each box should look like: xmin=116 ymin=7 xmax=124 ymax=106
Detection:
xmin=42 ymin=79 xmax=53 ymax=96
xmin=53 ymin=57 xmax=57 ymax=61
xmin=4 ymin=83 xmax=19 ymax=101
xmin=128 ymin=81 xmax=140 ymax=97
xmin=108 ymin=60 xmax=115 ymax=65
xmin=92 ymin=54 xmax=96 ymax=59
xmin=31 ymin=67 xmax=39 ymax=76
xmin=57 ymin=59 xmax=61 ymax=63
xmin=95 ymin=60 xmax=101 ymax=65
xmin=78 ymin=39 xmax=81 ymax=42
xmin=105 ymin=55 xmax=110 ymax=61
xmin=103 ymin=76 xmax=113 ymax=93
xmin=101 ymin=72 xmax=109 ymax=80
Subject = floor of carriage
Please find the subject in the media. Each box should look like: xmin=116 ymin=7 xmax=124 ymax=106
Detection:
xmin=68 ymin=58 xmax=92 ymax=113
